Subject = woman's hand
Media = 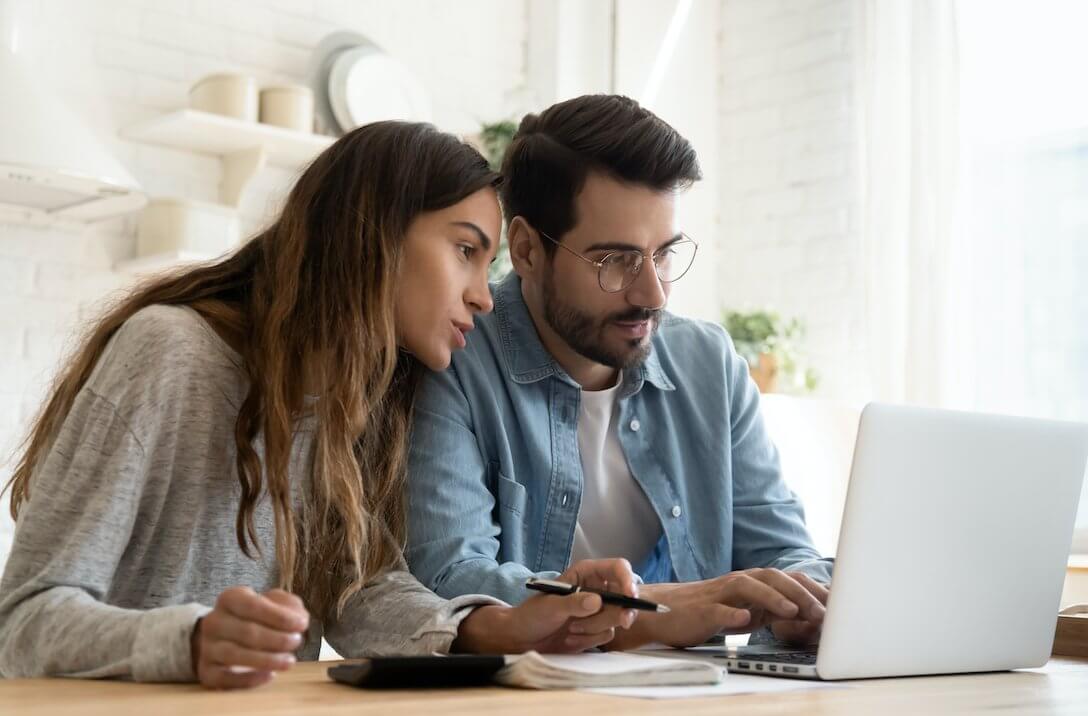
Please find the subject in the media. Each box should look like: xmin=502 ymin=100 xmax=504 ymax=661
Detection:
xmin=453 ymin=559 xmax=640 ymax=654
xmin=191 ymin=587 xmax=310 ymax=689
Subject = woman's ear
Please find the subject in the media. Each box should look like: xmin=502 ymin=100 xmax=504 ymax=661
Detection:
xmin=507 ymin=216 xmax=538 ymax=277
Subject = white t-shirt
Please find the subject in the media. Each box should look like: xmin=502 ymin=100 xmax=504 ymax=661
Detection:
xmin=570 ymin=376 xmax=663 ymax=567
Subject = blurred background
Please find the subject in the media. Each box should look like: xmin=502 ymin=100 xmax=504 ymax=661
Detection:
xmin=0 ymin=0 xmax=1084 ymax=599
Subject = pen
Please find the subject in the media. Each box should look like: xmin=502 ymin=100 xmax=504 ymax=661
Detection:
xmin=525 ymin=577 xmax=671 ymax=613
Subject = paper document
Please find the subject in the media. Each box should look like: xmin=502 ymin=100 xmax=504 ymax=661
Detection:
xmin=585 ymin=673 xmax=842 ymax=699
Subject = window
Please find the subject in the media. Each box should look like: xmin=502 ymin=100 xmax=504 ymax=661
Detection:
xmin=957 ymin=0 xmax=1088 ymax=551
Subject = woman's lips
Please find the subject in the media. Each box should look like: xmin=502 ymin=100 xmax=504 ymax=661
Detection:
xmin=452 ymin=322 xmax=470 ymax=348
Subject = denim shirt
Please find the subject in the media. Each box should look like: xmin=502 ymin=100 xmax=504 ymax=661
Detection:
xmin=406 ymin=272 xmax=832 ymax=605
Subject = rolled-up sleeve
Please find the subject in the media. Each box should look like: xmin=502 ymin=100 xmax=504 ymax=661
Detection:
xmin=406 ymin=365 xmax=554 ymax=605
xmin=323 ymin=569 xmax=505 ymax=656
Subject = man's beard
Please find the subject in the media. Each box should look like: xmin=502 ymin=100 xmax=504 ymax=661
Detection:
xmin=542 ymin=269 xmax=661 ymax=370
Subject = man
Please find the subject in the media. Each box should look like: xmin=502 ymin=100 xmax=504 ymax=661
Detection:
xmin=406 ymin=94 xmax=831 ymax=650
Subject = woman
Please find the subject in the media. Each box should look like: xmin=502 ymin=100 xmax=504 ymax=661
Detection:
xmin=0 ymin=121 xmax=638 ymax=689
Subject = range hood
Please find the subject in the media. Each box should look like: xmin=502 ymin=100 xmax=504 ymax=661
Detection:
xmin=0 ymin=46 xmax=146 ymax=225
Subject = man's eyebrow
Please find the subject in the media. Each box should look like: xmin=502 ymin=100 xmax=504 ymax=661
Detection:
xmin=451 ymin=221 xmax=493 ymax=251
xmin=584 ymin=233 xmax=684 ymax=253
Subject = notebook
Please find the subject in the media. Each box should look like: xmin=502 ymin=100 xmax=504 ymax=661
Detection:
xmin=498 ymin=651 xmax=723 ymax=689
xmin=328 ymin=651 xmax=722 ymax=690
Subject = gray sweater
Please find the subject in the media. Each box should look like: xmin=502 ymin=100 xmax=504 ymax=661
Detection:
xmin=0 ymin=305 xmax=499 ymax=682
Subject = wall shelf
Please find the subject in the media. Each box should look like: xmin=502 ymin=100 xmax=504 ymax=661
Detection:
xmin=117 ymin=109 xmax=335 ymax=273
xmin=122 ymin=108 xmax=333 ymax=169
xmin=121 ymin=109 xmax=334 ymax=206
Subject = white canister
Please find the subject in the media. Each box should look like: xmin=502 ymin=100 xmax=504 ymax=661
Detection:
xmin=137 ymin=198 xmax=241 ymax=259
xmin=259 ymin=84 xmax=315 ymax=132
xmin=189 ymin=73 xmax=259 ymax=121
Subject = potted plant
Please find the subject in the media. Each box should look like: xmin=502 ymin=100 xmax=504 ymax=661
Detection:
xmin=721 ymin=309 xmax=819 ymax=394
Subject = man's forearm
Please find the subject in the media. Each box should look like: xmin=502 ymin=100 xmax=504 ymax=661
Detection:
xmin=433 ymin=560 xmax=562 ymax=605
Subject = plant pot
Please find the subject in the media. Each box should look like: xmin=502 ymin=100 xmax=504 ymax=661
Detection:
xmin=749 ymin=352 xmax=779 ymax=393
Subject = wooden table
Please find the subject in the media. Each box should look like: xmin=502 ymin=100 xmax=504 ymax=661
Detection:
xmin=4 ymin=657 xmax=1088 ymax=716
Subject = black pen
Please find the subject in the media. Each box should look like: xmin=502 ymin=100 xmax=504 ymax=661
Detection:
xmin=525 ymin=577 xmax=671 ymax=613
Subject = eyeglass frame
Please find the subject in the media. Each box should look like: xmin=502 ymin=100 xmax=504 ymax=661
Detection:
xmin=536 ymin=228 xmax=699 ymax=293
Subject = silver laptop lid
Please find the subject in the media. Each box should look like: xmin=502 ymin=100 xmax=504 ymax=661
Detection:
xmin=815 ymin=403 xmax=1088 ymax=680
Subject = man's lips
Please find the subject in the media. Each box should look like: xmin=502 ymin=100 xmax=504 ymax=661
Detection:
xmin=612 ymin=320 xmax=651 ymax=339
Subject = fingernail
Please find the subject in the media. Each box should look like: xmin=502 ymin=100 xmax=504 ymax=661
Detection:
xmin=780 ymin=600 xmax=798 ymax=613
xmin=624 ymin=610 xmax=637 ymax=628
xmin=568 ymin=623 xmax=586 ymax=635
xmin=581 ymin=595 xmax=597 ymax=610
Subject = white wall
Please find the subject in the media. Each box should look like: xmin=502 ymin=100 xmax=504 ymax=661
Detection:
xmin=0 ymin=0 xmax=868 ymax=563
xmin=716 ymin=0 xmax=864 ymax=401
xmin=0 ymin=0 xmax=530 ymax=565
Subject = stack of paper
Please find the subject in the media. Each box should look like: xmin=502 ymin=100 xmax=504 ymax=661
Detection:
xmin=495 ymin=651 xmax=722 ymax=689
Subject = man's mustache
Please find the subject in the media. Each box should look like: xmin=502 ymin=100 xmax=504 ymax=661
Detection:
xmin=607 ymin=308 xmax=662 ymax=324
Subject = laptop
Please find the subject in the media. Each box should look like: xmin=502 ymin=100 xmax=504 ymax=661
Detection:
xmin=721 ymin=402 xmax=1088 ymax=680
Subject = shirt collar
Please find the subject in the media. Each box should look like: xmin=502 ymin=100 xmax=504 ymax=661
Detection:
xmin=493 ymin=272 xmax=676 ymax=392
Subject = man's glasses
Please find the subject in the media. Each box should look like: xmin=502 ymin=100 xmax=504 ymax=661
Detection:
xmin=538 ymin=230 xmax=698 ymax=293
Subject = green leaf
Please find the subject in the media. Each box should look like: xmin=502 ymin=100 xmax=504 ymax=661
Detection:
xmin=720 ymin=308 xmax=819 ymax=394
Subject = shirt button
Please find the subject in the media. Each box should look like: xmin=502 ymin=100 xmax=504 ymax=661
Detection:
xmin=629 ymin=419 xmax=641 ymax=432
xmin=671 ymin=505 xmax=682 ymax=518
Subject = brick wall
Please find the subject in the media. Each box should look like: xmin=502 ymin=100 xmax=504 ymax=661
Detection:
xmin=716 ymin=0 xmax=865 ymax=400
xmin=0 ymin=0 xmax=529 ymax=561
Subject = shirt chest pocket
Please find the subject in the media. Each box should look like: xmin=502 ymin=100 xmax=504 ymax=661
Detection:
xmin=495 ymin=471 xmax=527 ymax=517
xmin=492 ymin=465 xmax=529 ymax=561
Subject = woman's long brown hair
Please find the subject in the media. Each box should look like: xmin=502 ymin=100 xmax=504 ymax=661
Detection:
xmin=4 ymin=121 xmax=499 ymax=619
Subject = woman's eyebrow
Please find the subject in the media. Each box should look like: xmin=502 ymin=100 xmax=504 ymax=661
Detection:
xmin=450 ymin=221 xmax=493 ymax=251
